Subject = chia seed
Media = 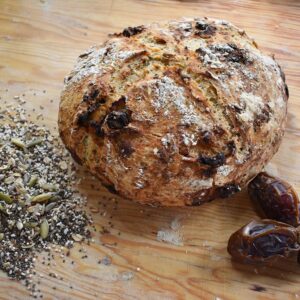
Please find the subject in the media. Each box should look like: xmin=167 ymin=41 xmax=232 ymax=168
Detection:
xmin=0 ymin=100 xmax=93 ymax=296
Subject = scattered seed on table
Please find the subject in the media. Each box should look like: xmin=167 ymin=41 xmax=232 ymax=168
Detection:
xmin=0 ymin=100 xmax=93 ymax=296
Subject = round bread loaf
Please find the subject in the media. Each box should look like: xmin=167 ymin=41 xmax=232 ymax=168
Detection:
xmin=58 ymin=17 xmax=288 ymax=206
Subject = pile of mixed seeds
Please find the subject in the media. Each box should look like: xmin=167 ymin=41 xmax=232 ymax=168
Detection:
xmin=0 ymin=102 xmax=93 ymax=292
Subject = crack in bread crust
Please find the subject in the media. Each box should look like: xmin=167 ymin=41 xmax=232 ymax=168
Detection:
xmin=59 ymin=17 xmax=288 ymax=206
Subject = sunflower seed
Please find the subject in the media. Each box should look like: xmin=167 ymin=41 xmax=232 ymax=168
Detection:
xmin=40 ymin=220 xmax=49 ymax=239
xmin=16 ymin=221 xmax=23 ymax=230
xmin=72 ymin=233 xmax=83 ymax=242
xmin=59 ymin=161 xmax=68 ymax=170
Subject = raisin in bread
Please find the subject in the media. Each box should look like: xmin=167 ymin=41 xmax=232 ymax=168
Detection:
xmin=58 ymin=17 xmax=288 ymax=206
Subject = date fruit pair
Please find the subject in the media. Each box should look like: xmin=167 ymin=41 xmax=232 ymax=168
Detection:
xmin=228 ymin=172 xmax=300 ymax=264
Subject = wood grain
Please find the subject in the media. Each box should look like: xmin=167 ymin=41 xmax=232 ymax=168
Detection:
xmin=0 ymin=0 xmax=300 ymax=299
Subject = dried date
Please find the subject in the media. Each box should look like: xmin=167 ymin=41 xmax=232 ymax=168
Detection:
xmin=227 ymin=219 xmax=300 ymax=264
xmin=248 ymin=172 xmax=300 ymax=227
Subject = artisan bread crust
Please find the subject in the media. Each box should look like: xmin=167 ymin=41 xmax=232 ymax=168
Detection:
xmin=58 ymin=17 xmax=288 ymax=206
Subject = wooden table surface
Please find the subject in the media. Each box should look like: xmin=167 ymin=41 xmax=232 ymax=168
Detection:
xmin=1 ymin=0 xmax=300 ymax=299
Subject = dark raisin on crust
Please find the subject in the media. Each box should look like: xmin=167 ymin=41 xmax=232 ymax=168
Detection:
xmin=77 ymin=111 xmax=90 ymax=126
xmin=82 ymin=88 xmax=106 ymax=104
xmin=195 ymin=47 xmax=206 ymax=56
xmin=106 ymin=110 xmax=131 ymax=129
xmin=217 ymin=183 xmax=241 ymax=198
xmin=227 ymin=49 xmax=247 ymax=64
xmin=83 ymin=89 xmax=99 ymax=102
xmin=195 ymin=21 xmax=216 ymax=38
xmin=208 ymin=43 xmax=249 ymax=64
xmin=225 ymin=43 xmax=248 ymax=64
xmin=76 ymin=102 xmax=101 ymax=126
xmin=195 ymin=21 xmax=209 ymax=31
xmin=198 ymin=152 xmax=225 ymax=167
xmin=122 ymin=26 xmax=144 ymax=37
xmin=89 ymin=118 xmax=105 ymax=137
xmin=189 ymin=188 xmax=214 ymax=206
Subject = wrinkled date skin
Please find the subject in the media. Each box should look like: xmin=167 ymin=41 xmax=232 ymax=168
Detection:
xmin=248 ymin=172 xmax=300 ymax=227
xmin=227 ymin=219 xmax=300 ymax=264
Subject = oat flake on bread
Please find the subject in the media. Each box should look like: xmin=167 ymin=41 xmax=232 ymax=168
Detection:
xmin=59 ymin=17 xmax=288 ymax=206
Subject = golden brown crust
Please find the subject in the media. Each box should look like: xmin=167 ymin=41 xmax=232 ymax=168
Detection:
xmin=58 ymin=17 xmax=288 ymax=206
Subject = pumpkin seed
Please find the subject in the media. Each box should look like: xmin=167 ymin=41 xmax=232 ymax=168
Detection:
xmin=27 ymin=175 xmax=38 ymax=187
xmin=0 ymin=233 xmax=4 ymax=241
xmin=26 ymin=137 xmax=44 ymax=148
xmin=45 ymin=202 xmax=56 ymax=212
xmin=0 ymin=203 xmax=7 ymax=214
xmin=0 ymin=192 xmax=13 ymax=204
xmin=31 ymin=193 xmax=53 ymax=203
xmin=11 ymin=138 xmax=26 ymax=150
xmin=40 ymin=183 xmax=58 ymax=191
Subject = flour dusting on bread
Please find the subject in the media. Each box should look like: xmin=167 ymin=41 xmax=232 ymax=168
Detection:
xmin=238 ymin=92 xmax=264 ymax=122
